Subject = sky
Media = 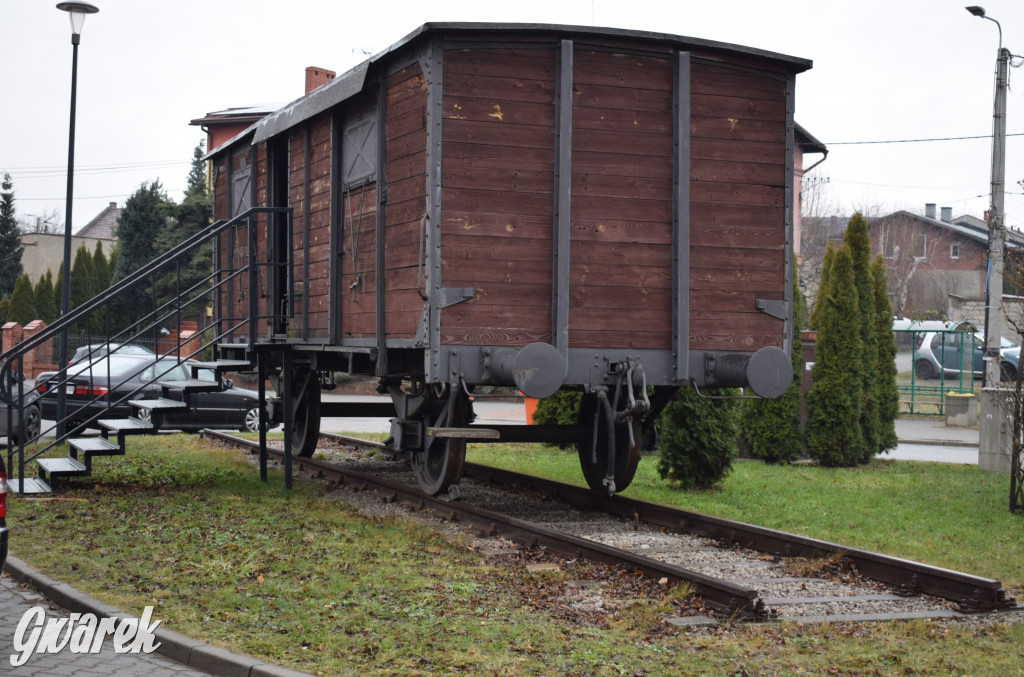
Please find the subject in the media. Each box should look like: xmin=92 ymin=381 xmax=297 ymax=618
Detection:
xmin=2 ymin=0 xmax=1024 ymax=233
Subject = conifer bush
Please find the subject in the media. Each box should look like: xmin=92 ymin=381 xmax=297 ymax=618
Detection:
xmin=657 ymin=387 xmax=739 ymax=489
xmin=805 ymin=246 xmax=866 ymax=466
xmin=8 ymin=274 xmax=36 ymax=325
xmin=844 ymin=213 xmax=880 ymax=461
xmin=808 ymin=243 xmax=835 ymax=331
xmin=873 ymin=255 xmax=900 ymax=451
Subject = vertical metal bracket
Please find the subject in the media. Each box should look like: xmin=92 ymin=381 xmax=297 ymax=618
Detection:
xmin=672 ymin=51 xmax=691 ymax=382
xmin=425 ymin=37 xmax=445 ymax=384
xmin=552 ymin=39 xmax=574 ymax=360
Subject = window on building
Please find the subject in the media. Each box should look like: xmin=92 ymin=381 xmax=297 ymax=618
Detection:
xmin=950 ymin=242 xmax=960 ymax=260
xmin=914 ymin=233 xmax=927 ymax=259
xmin=882 ymin=225 xmax=896 ymax=258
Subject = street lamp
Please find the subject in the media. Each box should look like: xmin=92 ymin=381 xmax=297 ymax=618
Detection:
xmin=967 ymin=5 xmax=1011 ymax=471
xmin=55 ymin=2 xmax=99 ymax=438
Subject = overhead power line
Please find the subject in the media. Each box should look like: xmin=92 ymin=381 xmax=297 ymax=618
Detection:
xmin=18 ymin=188 xmax=185 ymax=201
xmin=827 ymin=132 xmax=1024 ymax=145
xmin=5 ymin=160 xmax=189 ymax=179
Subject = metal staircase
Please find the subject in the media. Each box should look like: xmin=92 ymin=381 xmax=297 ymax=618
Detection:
xmin=1 ymin=207 xmax=293 ymax=495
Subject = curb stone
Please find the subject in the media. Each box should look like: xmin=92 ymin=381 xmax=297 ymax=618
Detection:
xmin=2 ymin=556 xmax=316 ymax=677
xmin=897 ymin=438 xmax=977 ymax=448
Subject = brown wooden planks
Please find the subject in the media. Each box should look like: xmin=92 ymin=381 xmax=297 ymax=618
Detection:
xmin=382 ymin=63 xmax=428 ymax=339
xmin=569 ymin=50 xmax=674 ymax=350
xmin=441 ymin=45 xmax=557 ymax=346
xmin=686 ymin=60 xmax=789 ymax=352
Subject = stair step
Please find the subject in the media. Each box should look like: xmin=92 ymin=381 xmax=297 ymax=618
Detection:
xmin=159 ymin=379 xmax=222 ymax=393
xmin=8 ymin=478 xmax=51 ymax=495
xmin=99 ymin=418 xmax=154 ymax=435
xmin=216 ymin=343 xmax=252 ymax=359
xmin=128 ymin=397 xmax=188 ymax=411
xmin=68 ymin=436 xmax=121 ymax=454
xmin=189 ymin=360 xmax=253 ymax=372
xmin=38 ymin=457 xmax=88 ymax=476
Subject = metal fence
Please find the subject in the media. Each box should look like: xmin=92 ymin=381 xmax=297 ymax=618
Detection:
xmin=896 ymin=324 xmax=977 ymax=416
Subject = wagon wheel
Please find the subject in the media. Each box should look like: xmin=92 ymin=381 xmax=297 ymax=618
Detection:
xmin=291 ymin=366 xmax=321 ymax=458
xmin=412 ymin=389 xmax=469 ymax=495
xmin=577 ymin=392 xmax=642 ymax=495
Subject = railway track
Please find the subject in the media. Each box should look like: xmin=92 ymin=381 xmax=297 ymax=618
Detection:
xmin=202 ymin=429 xmax=1018 ymax=625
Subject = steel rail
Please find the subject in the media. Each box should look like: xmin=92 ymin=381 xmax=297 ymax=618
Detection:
xmin=319 ymin=432 xmax=1016 ymax=613
xmin=457 ymin=463 xmax=1016 ymax=613
xmin=203 ymin=429 xmax=769 ymax=619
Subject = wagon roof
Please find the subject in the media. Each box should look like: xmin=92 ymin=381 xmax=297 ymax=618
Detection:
xmin=208 ymin=21 xmax=812 ymax=157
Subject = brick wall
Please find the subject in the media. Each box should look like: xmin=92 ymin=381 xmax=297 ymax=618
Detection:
xmin=1 ymin=320 xmax=55 ymax=379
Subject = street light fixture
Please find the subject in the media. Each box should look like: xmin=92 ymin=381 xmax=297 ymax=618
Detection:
xmin=966 ymin=5 xmax=1011 ymax=473
xmin=55 ymin=1 xmax=99 ymax=438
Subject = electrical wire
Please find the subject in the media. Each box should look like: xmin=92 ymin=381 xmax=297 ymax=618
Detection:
xmin=826 ymin=132 xmax=1024 ymax=145
xmin=17 ymin=188 xmax=185 ymax=201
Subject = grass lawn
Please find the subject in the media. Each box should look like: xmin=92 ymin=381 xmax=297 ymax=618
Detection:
xmin=4 ymin=435 xmax=1023 ymax=676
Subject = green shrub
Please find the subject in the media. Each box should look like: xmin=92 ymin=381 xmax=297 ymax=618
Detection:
xmin=657 ymin=387 xmax=739 ymax=489
xmin=531 ymin=389 xmax=582 ymax=449
xmin=532 ymin=389 xmax=582 ymax=427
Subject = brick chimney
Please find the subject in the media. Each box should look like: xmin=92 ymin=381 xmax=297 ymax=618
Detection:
xmin=305 ymin=66 xmax=336 ymax=94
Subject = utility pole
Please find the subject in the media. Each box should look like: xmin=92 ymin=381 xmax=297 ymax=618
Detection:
xmin=968 ymin=6 xmax=1012 ymax=473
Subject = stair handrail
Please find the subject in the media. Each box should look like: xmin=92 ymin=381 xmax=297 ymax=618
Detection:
xmin=0 ymin=206 xmax=290 ymax=401
xmin=3 ymin=204 xmax=292 ymax=492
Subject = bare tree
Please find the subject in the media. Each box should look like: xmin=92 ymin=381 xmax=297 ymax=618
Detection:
xmin=872 ymin=213 xmax=952 ymax=318
xmin=798 ymin=173 xmax=844 ymax=315
xmin=18 ymin=207 xmax=63 ymax=234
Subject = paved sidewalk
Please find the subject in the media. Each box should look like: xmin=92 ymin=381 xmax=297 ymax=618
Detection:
xmin=1 ymin=571 xmax=209 ymax=676
xmin=894 ymin=418 xmax=978 ymax=447
xmin=1 ymin=558 xmax=313 ymax=677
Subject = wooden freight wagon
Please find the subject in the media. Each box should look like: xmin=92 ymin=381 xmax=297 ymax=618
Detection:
xmin=207 ymin=23 xmax=809 ymax=496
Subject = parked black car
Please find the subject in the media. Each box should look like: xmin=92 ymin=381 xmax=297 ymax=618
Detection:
xmin=0 ymin=372 xmax=42 ymax=444
xmin=37 ymin=355 xmax=276 ymax=433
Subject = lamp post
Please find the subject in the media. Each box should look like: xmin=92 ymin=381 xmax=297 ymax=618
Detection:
xmin=55 ymin=2 xmax=99 ymax=438
xmin=967 ymin=6 xmax=1011 ymax=471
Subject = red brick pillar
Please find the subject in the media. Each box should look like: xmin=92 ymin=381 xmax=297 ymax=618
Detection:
xmin=2 ymin=322 xmax=24 ymax=355
xmin=157 ymin=330 xmax=179 ymax=357
xmin=22 ymin=320 xmax=51 ymax=379
xmin=2 ymin=322 xmax=24 ymax=382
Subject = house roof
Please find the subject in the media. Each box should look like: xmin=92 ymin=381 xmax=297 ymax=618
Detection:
xmin=76 ymin=202 xmax=120 ymax=239
xmin=872 ymin=209 xmax=1021 ymax=249
xmin=795 ymin=123 xmax=827 ymax=156
xmin=190 ymin=104 xmax=283 ymax=129
xmin=205 ymin=22 xmax=812 ymax=158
